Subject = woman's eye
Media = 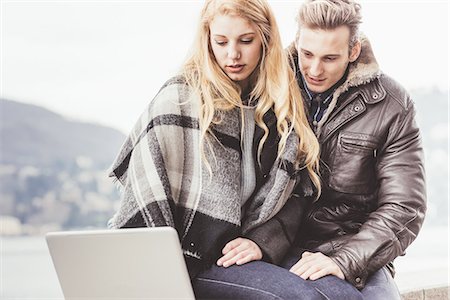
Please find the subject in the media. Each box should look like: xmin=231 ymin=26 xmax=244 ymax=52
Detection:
xmin=215 ymin=40 xmax=226 ymax=46
xmin=241 ymin=39 xmax=253 ymax=44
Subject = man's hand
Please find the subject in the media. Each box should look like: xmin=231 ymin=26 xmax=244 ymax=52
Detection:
xmin=216 ymin=237 xmax=263 ymax=267
xmin=290 ymin=251 xmax=345 ymax=280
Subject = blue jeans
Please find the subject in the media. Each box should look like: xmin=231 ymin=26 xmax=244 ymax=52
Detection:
xmin=282 ymin=254 xmax=401 ymax=300
xmin=362 ymin=266 xmax=401 ymax=300
xmin=192 ymin=260 xmax=363 ymax=299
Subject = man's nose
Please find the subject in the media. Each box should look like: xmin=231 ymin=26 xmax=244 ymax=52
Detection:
xmin=309 ymin=59 xmax=323 ymax=76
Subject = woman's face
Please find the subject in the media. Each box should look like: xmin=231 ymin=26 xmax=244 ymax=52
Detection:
xmin=209 ymin=14 xmax=262 ymax=91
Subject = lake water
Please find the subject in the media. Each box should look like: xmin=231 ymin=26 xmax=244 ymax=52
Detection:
xmin=1 ymin=223 xmax=448 ymax=299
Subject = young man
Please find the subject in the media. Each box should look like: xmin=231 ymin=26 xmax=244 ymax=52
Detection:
xmin=283 ymin=0 xmax=427 ymax=298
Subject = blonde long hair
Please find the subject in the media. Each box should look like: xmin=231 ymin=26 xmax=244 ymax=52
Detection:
xmin=182 ymin=0 xmax=321 ymax=192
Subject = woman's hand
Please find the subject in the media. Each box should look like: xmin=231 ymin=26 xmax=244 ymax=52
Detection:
xmin=289 ymin=251 xmax=345 ymax=280
xmin=216 ymin=237 xmax=263 ymax=267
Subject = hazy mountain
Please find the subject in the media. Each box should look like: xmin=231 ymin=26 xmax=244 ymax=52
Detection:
xmin=0 ymin=99 xmax=126 ymax=233
xmin=0 ymin=99 xmax=125 ymax=168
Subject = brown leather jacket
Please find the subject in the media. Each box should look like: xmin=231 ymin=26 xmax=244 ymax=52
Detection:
xmin=289 ymin=36 xmax=427 ymax=289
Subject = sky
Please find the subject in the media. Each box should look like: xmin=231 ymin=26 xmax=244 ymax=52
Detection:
xmin=1 ymin=0 xmax=449 ymax=134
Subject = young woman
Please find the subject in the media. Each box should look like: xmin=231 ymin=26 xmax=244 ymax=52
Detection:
xmin=108 ymin=0 xmax=351 ymax=299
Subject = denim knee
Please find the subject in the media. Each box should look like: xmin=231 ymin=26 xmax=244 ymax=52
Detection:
xmin=194 ymin=277 xmax=283 ymax=300
xmin=193 ymin=261 xmax=326 ymax=300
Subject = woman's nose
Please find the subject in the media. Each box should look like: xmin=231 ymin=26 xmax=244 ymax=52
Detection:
xmin=228 ymin=45 xmax=240 ymax=60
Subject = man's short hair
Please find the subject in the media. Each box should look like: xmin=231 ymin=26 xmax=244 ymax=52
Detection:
xmin=296 ymin=0 xmax=362 ymax=48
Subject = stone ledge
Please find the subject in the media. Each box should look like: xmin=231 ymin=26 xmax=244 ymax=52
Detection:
xmin=401 ymin=286 xmax=449 ymax=300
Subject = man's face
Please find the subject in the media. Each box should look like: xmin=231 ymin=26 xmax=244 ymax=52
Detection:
xmin=296 ymin=25 xmax=359 ymax=93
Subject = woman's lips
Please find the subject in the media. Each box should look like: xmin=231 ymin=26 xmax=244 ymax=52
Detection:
xmin=226 ymin=64 xmax=245 ymax=73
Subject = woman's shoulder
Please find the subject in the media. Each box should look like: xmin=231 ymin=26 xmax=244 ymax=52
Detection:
xmin=149 ymin=75 xmax=198 ymax=116
xmin=128 ymin=75 xmax=198 ymax=139
xmin=160 ymin=75 xmax=189 ymax=90
xmin=155 ymin=75 xmax=192 ymax=102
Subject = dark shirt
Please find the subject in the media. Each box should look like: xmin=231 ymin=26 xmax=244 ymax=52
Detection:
xmin=301 ymin=67 xmax=349 ymax=126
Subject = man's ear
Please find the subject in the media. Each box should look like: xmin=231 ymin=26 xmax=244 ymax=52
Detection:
xmin=349 ymin=40 xmax=361 ymax=62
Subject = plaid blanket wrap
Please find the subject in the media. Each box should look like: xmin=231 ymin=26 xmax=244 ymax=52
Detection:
xmin=108 ymin=76 xmax=303 ymax=276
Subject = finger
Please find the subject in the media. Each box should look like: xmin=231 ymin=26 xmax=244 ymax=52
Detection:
xmin=303 ymin=255 xmax=344 ymax=280
xmin=217 ymin=250 xmax=237 ymax=266
xmin=289 ymin=254 xmax=316 ymax=274
xmin=310 ymin=263 xmax=345 ymax=280
xmin=336 ymin=268 xmax=345 ymax=280
xmin=236 ymin=252 xmax=258 ymax=265
xmin=219 ymin=241 xmax=250 ymax=263
xmin=222 ymin=243 xmax=260 ymax=267
xmin=237 ymin=240 xmax=262 ymax=261
xmin=302 ymin=251 xmax=313 ymax=258
xmin=222 ymin=238 xmax=243 ymax=254
xmin=292 ymin=256 xmax=328 ymax=280
xmin=299 ymin=252 xmax=321 ymax=264
xmin=290 ymin=260 xmax=313 ymax=277
xmin=289 ymin=261 xmax=302 ymax=274
xmin=309 ymin=267 xmax=333 ymax=280
xmin=289 ymin=259 xmax=306 ymax=273
xmin=218 ymin=243 xmax=250 ymax=266
xmin=299 ymin=265 xmax=321 ymax=280
xmin=222 ymin=250 xmax=248 ymax=267
xmin=217 ymin=248 xmax=238 ymax=266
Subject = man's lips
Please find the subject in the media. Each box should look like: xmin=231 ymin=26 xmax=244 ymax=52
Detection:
xmin=306 ymin=75 xmax=325 ymax=84
xmin=226 ymin=64 xmax=245 ymax=73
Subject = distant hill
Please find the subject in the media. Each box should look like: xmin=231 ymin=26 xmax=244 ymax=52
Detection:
xmin=0 ymin=99 xmax=127 ymax=233
xmin=0 ymin=99 xmax=125 ymax=168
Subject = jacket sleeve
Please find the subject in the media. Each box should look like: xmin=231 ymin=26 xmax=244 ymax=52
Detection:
xmin=330 ymin=103 xmax=427 ymax=289
xmin=244 ymin=173 xmax=314 ymax=265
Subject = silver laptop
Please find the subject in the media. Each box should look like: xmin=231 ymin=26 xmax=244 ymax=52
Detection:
xmin=46 ymin=227 xmax=195 ymax=300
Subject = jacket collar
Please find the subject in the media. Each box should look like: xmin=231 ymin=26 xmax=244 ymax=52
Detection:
xmin=340 ymin=34 xmax=381 ymax=93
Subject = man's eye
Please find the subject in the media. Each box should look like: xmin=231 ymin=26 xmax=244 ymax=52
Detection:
xmin=324 ymin=57 xmax=336 ymax=61
xmin=303 ymin=52 xmax=312 ymax=57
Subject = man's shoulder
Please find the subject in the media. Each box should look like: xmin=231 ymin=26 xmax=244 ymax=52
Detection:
xmin=359 ymin=73 xmax=414 ymax=112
